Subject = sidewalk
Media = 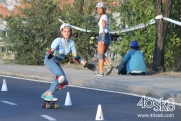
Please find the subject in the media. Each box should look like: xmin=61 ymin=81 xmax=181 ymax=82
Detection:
xmin=0 ymin=61 xmax=181 ymax=103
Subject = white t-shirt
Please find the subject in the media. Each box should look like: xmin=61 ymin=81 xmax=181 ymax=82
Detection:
xmin=98 ymin=14 xmax=110 ymax=34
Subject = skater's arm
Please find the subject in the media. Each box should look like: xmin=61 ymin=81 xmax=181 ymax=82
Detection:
xmin=72 ymin=53 xmax=96 ymax=71
xmin=47 ymin=38 xmax=60 ymax=59
xmin=47 ymin=48 xmax=56 ymax=59
xmin=50 ymin=48 xmax=55 ymax=52
xmin=72 ymin=53 xmax=85 ymax=65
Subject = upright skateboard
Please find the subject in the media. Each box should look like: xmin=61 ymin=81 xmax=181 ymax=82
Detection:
xmin=42 ymin=100 xmax=59 ymax=109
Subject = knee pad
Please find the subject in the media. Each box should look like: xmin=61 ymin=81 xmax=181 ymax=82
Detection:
xmin=56 ymin=75 xmax=65 ymax=83
xmin=97 ymin=53 xmax=104 ymax=60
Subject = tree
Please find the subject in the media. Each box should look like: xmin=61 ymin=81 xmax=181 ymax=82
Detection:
xmin=153 ymin=0 xmax=173 ymax=71
xmin=74 ymin=0 xmax=84 ymax=12
xmin=111 ymin=0 xmax=156 ymax=68
xmin=2 ymin=0 xmax=61 ymax=65
xmin=164 ymin=0 xmax=181 ymax=71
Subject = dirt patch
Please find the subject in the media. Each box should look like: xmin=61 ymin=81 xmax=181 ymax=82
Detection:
xmin=155 ymin=71 xmax=181 ymax=78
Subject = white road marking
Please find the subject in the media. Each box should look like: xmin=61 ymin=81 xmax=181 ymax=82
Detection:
xmin=1 ymin=101 xmax=17 ymax=105
xmin=70 ymin=85 xmax=181 ymax=107
xmin=0 ymin=75 xmax=51 ymax=83
xmin=1 ymin=75 xmax=181 ymax=106
xmin=41 ymin=115 xmax=56 ymax=121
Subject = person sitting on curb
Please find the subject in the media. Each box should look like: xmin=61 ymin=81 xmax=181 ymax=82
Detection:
xmin=116 ymin=40 xmax=146 ymax=75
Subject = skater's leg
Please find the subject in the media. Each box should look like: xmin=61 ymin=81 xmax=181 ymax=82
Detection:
xmin=47 ymin=66 xmax=68 ymax=92
xmin=43 ymin=81 xmax=57 ymax=95
xmin=42 ymin=56 xmax=64 ymax=101
xmin=41 ymin=79 xmax=58 ymax=101
xmin=57 ymin=63 xmax=68 ymax=82
xmin=55 ymin=64 xmax=69 ymax=90
xmin=47 ymin=79 xmax=59 ymax=94
xmin=44 ymin=56 xmax=65 ymax=78
xmin=45 ymin=56 xmax=66 ymax=83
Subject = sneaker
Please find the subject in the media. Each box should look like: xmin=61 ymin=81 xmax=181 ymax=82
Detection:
xmin=57 ymin=81 xmax=68 ymax=90
xmin=94 ymin=72 xmax=104 ymax=77
xmin=41 ymin=93 xmax=46 ymax=99
xmin=44 ymin=95 xmax=58 ymax=101
xmin=105 ymin=65 xmax=114 ymax=75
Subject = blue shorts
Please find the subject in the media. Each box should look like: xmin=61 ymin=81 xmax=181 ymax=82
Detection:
xmin=98 ymin=33 xmax=111 ymax=45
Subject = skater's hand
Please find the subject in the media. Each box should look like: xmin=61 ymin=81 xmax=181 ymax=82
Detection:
xmin=84 ymin=62 xmax=96 ymax=71
xmin=47 ymin=50 xmax=54 ymax=59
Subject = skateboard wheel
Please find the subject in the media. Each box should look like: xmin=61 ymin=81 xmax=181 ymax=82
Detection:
xmin=46 ymin=104 xmax=51 ymax=109
xmin=54 ymin=104 xmax=59 ymax=109
xmin=42 ymin=103 xmax=46 ymax=108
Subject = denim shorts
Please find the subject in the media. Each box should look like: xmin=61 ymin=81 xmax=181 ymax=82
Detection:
xmin=98 ymin=33 xmax=111 ymax=45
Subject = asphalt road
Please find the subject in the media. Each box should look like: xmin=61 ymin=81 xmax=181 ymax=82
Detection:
xmin=0 ymin=76 xmax=181 ymax=121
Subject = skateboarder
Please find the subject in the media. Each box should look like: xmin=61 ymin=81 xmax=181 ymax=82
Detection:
xmin=41 ymin=23 xmax=96 ymax=101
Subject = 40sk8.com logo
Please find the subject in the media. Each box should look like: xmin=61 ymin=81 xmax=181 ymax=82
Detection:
xmin=137 ymin=96 xmax=175 ymax=112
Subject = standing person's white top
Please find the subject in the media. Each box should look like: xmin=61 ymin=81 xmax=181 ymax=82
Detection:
xmin=98 ymin=14 xmax=110 ymax=34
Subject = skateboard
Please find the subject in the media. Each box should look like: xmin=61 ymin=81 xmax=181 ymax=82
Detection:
xmin=42 ymin=100 xmax=59 ymax=109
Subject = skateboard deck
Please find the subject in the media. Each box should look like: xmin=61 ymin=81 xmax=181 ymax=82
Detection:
xmin=42 ymin=99 xmax=59 ymax=109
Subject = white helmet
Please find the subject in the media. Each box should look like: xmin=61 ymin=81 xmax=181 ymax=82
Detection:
xmin=96 ymin=2 xmax=106 ymax=9
xmin=60 ymin=23 xmax=72 ymax=31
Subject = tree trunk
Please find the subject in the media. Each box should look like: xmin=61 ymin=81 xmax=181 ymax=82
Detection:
xmin=175 ymin=48 xmax=181 ymax=71
xmin=153 ymin=0 xmax=173 ymax=72
xmin=74 ymin=0 xmax=84 ymax=12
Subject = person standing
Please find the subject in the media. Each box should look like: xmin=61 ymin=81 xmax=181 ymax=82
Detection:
xmin=94 ymin=2 xmax=113 ymax=77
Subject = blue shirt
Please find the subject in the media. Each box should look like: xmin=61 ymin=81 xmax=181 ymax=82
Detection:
xmin=51 ymin=37 xmax=76 ymax=59
xmin=122 ymin=49 xmax=146 ymax=74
